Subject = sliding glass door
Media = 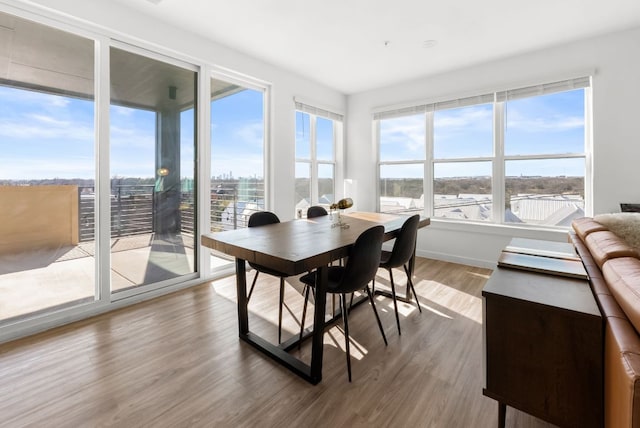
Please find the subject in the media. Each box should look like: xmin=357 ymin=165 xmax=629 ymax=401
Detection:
xmin=110 ymin=47 xmax=198 ymax=293
xmin=0 ymin=12 xmax=96 ymax=322
xmin=209 ymin=77 xmax=265 ymax=272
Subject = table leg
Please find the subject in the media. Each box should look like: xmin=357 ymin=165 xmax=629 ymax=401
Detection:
xmin=310 ymin=265 xmax=328 ymax=382
xmin=498 ymin=402 xmax=506 ymax=428
xmin=235 ymin=258 xmax=249 ymax=334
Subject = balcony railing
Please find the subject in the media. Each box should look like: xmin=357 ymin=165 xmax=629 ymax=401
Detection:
xmin=78 ymin=180 xmax=265 ymax=241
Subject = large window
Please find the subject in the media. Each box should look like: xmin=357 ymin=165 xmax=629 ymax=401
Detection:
xmin=295 ymin=101 xmax=342 ymax=217
xmin=209 ymin=76 xmax=265 ymax=272
xmin=503 ymin=87 xmax=586 ymax=224
xmin=110 ymin=47 xmax=198 ymax=294
xmin=0 ymin=12 xmax=96 ymax=322
xmin=377 ymin=77 xmax=590 ymax=227
xmin=0 ymin=9 xmax=204 ymax=330
xmin=433 ymin=103 xmax=493 ymax=221
xmin=379 ymin=114 xmax=425 ymax=213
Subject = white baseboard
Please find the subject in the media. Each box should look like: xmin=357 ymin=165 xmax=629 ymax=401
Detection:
xmin=416 ymin=249 xmax=496 ymax=270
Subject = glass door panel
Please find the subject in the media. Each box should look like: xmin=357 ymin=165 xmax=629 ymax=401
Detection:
xmin=0 ymin=12 xmax=96 ymax=322
xmin=210 ymin=78 xmax=265 ymax=272
xmin=110 ymin=47 xmax=197 ymax=292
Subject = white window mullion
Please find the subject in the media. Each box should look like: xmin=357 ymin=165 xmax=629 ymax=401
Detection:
xmin=425 ymin=111 xmax=434 ymax=217
xmin=584 ymin=85 xmax=594 ymax=216
xmin=375 ymin=120 xmax=381 ymax=212
xmin=199 ymin=67 xmax=212 ymax=276
xmin=96 ymin=37 xmax=111 ymax=302
xmin=310 ymin=115 xmax=318 ymax=204
xmin=493 ymin=101 xmax=505 ymax=224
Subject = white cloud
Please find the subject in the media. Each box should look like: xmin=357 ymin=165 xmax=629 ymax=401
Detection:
xmin=111 ymin=105 xmax=135 ymax=117
xmin=507 ymin=113 xmax=584 ymax=132
xmin=0 ymin=117 xmax=93 ymax=141
xmin=233 ymin=121 xmax=264 ymax=148
xmin=380 ymin=115 xmax=425 ymax=154
xmin=0 ymin=156 xmax=94 ymax=180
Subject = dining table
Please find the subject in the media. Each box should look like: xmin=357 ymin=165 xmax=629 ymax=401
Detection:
xmin=201 ymin=211 xmax=430 ymax=384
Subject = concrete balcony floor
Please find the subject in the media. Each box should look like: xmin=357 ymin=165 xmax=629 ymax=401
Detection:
xmin=0 ymin=233 xmax=231 ymax=322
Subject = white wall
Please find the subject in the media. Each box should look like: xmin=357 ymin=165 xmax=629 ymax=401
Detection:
xmin=8 ymin=0 xmax=345 ymax=221
xmin=347 ymin=27 xmax=640 ymax=267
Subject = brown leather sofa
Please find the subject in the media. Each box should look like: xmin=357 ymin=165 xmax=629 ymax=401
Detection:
xmin=571 ymin=217 xmax=640 ymax=428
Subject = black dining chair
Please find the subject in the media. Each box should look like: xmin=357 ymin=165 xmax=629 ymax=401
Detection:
xmin=298 ymin=225 xmax=388 ymax=382
xmin=307 ymin=205 xmax=328 ymax=218
xmin=247 ymin=211 xmax=290 ymax=344
xmin=376 ymin=214 xmax=422 ymax=335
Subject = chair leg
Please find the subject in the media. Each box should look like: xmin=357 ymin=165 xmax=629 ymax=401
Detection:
xmin=340 ymin=294 xmax=352 ymax=382
xmin=403 ymin=264 xmax=422 ymax=313
xmin=365 ymin=285 xmax=388 ymax=346
xmin=247 ymin=270 xmax=259 ymax=302
xmin=388 ymin=269 xmax=402 ymax=335
xmin=278 ymin=277 xmax=284 ymax=344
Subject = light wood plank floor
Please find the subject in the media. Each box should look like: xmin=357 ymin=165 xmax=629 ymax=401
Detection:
xmin=0 ymin=258 xmax=558 ymax=427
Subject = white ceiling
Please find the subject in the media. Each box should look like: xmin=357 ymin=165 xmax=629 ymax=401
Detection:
xmin=114 ymin=0 xmax=640 ymax=94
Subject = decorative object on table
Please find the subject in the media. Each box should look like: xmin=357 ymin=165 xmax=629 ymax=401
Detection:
xmin=329 ymin=198 xmax=353 ymax=229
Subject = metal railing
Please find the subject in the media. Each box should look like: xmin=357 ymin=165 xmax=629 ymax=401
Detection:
xmin=79 ymin=185 xmax=155 ymax=241
xmin=78 ymin=180 xmax=265 ymax=241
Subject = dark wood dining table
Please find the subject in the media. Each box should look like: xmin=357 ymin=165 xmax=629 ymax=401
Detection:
xmin=201 ymin=211 xmax=430 ymax=384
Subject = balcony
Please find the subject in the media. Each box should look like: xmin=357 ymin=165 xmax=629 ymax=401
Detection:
xmin=0 ymin=180 xmax=264 ymax=323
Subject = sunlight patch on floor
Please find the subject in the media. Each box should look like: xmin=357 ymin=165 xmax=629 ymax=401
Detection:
xmin=414 ymin=278 xmax=483 ymax=324
xmin=324 ymin=326 xmax=368 ymax=360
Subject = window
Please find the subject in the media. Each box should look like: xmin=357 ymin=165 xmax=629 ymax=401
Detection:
xmin=110 ymin=46 xmax=198 ymax=293
xmin=502 ymin=87 xmax=587 ymax=225
xmin=209 ymin=76 xmax=266 ymax=273
xmin=294 ymin=101 xmax=342 ymax=217
xmin=0 ymin=8 xmax=204 ymax=327
xmin=376 ymin=77 xmax=590 ymax=227
xmin=433 ymin=103 xmax=493 ymax=221
xmin=379 ymin=114 xmax=425 ymax=214
xmin=0 ymin=12 xmax=96 ymax=322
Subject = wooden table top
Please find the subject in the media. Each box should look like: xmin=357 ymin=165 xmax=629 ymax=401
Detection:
xmin=201 ymin=212 xmax=429 ymax=276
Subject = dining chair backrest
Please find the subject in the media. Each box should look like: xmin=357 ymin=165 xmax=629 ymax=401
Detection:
xmin=385 ymin=214 xmax=420 ymax=268
xmin=307 ymin=206 xmax=328 ymax=218
xmin=335 ymin=225 xmax=385 ymax=294
xmin=248 ymin=211 xmax=280 ymax=228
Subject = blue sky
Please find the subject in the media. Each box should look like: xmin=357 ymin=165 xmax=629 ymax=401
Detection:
xmin=0 ymin=86 xmax=94 ymax=180
xmin=0 ymin=83 xmax=583 ymax=182
xmin=211 ymin=88 xmax=264 ymax=179
xmin=0 ymin=84 xmax=264 ymax=181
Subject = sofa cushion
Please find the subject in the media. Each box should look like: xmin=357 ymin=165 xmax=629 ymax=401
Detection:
xmin=572 ymin=217 xmax=607 ymax=241
xmin=586 ymin=230 xmax=638 ymax=269
xmin=604 ymin=257 xmax=640 ymax=335
xmin=595 ymin=212 xmax=640 ymax=253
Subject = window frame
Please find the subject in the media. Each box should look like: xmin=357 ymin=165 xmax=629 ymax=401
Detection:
xmin=294 ymin=102 xmax=342 ymax=214
xmin=375 ymin=77 xmax=591 ymax=228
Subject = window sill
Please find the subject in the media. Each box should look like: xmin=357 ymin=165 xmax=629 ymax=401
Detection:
xmin=426 ymin=217 xmax=570 ymax=239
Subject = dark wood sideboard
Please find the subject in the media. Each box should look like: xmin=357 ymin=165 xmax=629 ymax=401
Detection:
xmin=482 ymin=266 xmax=603 ymax=428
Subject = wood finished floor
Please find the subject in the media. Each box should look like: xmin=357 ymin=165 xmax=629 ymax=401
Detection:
xmin=0 ymin=258 xmax=558 ymax=427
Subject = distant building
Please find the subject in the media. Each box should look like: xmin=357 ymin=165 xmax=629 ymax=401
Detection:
xmin=383 ymin=193 xmax=584 ymax=226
